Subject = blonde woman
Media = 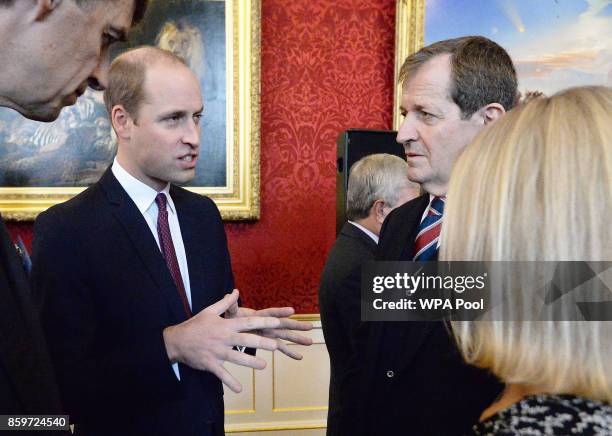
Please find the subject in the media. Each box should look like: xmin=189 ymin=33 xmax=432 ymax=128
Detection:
xmin=440 ymin=86 xmax=612 ymax=435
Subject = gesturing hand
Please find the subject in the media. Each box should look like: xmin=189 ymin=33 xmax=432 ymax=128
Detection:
xmin=225 ymin=296 xmax=314 ymax=360
xmin=163 ymin=289 xmax=282 ymax=393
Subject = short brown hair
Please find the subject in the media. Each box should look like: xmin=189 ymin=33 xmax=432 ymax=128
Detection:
xmin=399 ymin=36 xmax=518 ymax=118
xmin=103 ymin=46 xmax=186 ymax=121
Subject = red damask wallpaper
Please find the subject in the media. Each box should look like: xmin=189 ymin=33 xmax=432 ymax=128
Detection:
xmin=6 ymin=0 xmax=396 ymax=313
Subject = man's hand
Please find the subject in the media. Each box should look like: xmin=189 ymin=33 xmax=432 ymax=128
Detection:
xmin=225 ymin=295 xmax=313 ymax=360
xmin=163 ymin=289 xmax=283 ymax=393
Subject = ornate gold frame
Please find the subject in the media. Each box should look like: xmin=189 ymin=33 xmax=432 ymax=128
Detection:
xmin=393 ymin=0 xmax=425 ymax=130
xmin=0 ymin=0 xmax=260 ymax=221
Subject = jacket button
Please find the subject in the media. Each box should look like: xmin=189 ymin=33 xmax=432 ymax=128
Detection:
xmin=386 ymin=370 xmax=394 ymax=378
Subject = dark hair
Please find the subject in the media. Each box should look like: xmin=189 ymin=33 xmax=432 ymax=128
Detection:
xmin=399 ymin=36 xmax=518 ymax=117
xmin=0 ymin=0 xmax=147 ymax=25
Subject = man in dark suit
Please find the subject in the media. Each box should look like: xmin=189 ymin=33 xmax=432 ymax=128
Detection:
xmin=0 ymin=0 xmax=148 ymax=421
xmin=339 ymin=36 xmax=519 ymax=435
xmin=319 ymin=154 xmax=417 ymax=435
xmin=31 ymin=47 xmax=312 ymax=435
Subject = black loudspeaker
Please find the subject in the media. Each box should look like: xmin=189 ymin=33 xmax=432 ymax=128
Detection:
xmin=336 ymin=129 xmax=405 ymax=235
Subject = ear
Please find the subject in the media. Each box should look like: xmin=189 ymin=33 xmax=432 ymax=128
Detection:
xmin=372 ymin=199 xmax=386 ymax=225
xmin=479 ymin=102 xmax=506 ymax=126
xmin=33 ymin=0 xmax=62 ymax=22
xmin=111 ymin=105 xmax=133 ymax=140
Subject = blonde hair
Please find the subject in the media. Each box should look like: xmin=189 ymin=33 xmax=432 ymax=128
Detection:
xmin=440 ymin=86 xmax=612 ymax=403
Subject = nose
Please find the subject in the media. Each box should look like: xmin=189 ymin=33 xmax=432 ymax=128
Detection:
xmin=182 ymin=119 xmax=201 ymax=148
xmin=396 ymin=115 xmax=419 ymax=147
xmin=87 ymin=54 xmax=111 ymax=91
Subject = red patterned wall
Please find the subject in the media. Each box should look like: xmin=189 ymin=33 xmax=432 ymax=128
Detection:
xmin=6 ymin=0 xmax=396 ymax=313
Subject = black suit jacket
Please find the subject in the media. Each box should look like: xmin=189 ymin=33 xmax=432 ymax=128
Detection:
xmin=31 ymin=169 xmax=234 ymax=436
xmin=338 ymin=195 xmax=503 ymax=435
xmin=0 ymin=216 xmax=64 ymax=435
xmin=318 ymin=222 xmax=377 ymax=435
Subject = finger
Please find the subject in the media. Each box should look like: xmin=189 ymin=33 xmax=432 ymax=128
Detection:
xmin=235 ymin=307 xmax=255 ymax=317
xmin=206 ymin=289 xmax=239 ymax=316
xmin=253 ymin=307 xmax=295 ymax=318
xmin=224 ymin=303 xmax=239 ymax=319
xmin=208 ymin=362 xmax=243 ymax=393
xmin=224 ymin=349 xmax=268 ymax=370
xmin=276 ymin=319 xmax=313 ymax=331
xmin=260 ymin=329 xmax=314 ymax=346
xmin=230 ymin=316 xmax=281 ymax=332
xmin=225 ymin=291 xmax=240 ymax=317
xmin=230 ymin=332 xmax=278 ymax=351
xmin=276 ymin=340 xmax=303 ymax=360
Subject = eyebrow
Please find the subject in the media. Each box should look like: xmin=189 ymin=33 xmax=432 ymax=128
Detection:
xmin=158 ymin=107 xmax=205 ymax=120
xmin=158 ymin=110 xmax=187 ymax=120
xmin=403 ymin=100 xmax=443 ymax=115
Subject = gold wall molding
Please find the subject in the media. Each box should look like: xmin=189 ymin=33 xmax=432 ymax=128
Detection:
xmin=393 ymin=0 xmax=425 ymax=130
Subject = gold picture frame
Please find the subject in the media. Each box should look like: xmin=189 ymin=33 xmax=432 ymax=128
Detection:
xmin=393 ymin=0 xmax=425 ymax=130
xmin=0 ymin=0 xmax=260 ymax=221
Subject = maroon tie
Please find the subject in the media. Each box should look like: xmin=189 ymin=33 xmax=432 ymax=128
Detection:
xmin=155 ymin=193 xmax=191 ymax=317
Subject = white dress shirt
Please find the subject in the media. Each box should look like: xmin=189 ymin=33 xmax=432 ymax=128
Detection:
xmin=112 ymin=158 xmax=191 ymax=380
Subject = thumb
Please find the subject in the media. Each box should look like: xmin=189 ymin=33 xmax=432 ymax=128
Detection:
xmin=206 ymin=289 xmax=239 ymax=315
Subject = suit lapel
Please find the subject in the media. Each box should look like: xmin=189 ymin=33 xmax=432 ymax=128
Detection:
xmin=379 ymin=195 xmax=438 ymax=371
xmin=171 ymin=188 xmax=210 ymax=314
xmin=398 ymin=194 xmax=430 ymax=261
xmin=99 ymin=170 xmax=189 ymax=324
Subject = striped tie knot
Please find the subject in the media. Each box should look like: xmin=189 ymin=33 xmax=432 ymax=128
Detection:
xmin=413 ymin=196 xmax=445 ymax=261
xmin=429 ymin=196 xmax=445 ymax=216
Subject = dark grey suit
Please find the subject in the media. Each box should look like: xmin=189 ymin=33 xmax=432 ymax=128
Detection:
xmin=319 ymin=222 xmax=377 ymax=436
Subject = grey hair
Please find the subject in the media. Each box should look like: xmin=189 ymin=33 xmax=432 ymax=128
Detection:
xmin=346 ymin=154 xmax=411 ymax=221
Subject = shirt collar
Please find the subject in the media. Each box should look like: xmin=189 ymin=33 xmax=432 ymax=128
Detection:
xmin=111 ymin=158 xmax=175 ymax=215
xmin=348 ymin=221 xmax=379 ymax=244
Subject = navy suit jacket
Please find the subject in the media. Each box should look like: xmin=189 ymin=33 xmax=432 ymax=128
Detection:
xmin=31 ymin=169 xmax=234 ymax=436
xmin=338 ymin=195 xmax=503 ymax=435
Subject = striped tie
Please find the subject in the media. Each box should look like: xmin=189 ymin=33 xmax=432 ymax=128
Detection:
xmin=413 ymin=197 xmax=445 ymax=261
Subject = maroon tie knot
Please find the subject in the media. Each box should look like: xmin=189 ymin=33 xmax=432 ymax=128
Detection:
xmin=155 ymin=193 xmax=168 ymax=213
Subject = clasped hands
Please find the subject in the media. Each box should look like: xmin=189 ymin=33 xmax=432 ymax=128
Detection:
xmin=163 ymin=289 xmax=313 ymax=392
